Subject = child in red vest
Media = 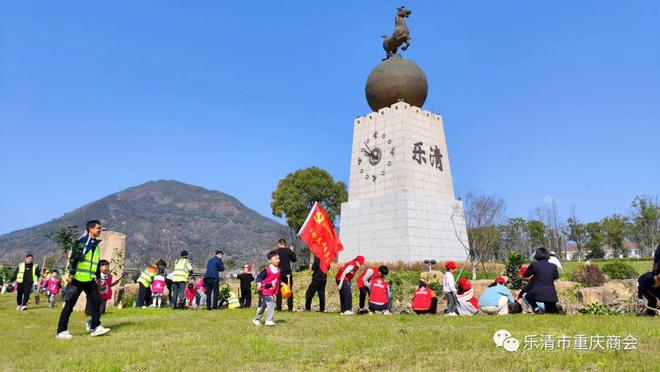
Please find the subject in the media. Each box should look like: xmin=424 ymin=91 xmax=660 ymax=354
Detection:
xmin=185 ymin=282 xmax=197 ymax=308
xmin=357 ymin=265 xmax=377 ymax=313
xmin=253 ymin=250 xmax=280 ymax=326
xmin=46 ymin=270 xmax=62 ymax=308
xmin=195 ymin=278 xmax=206 ymax=308
xmin=367 ymin=266 xmax=391 ymax=314
xmin=98 ymin=260 xmax=123 ymax=314
xmin=335 ymin=255 xmax=364 ymax=315
xmin=151 ymin=270 xmax=166 ymax=308
xmin=412 ymin=279 xmax=438 ymax=314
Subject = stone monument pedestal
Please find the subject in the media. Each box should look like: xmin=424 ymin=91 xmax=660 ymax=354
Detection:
xmin=339 ymin=102 xmax=468 ymax=263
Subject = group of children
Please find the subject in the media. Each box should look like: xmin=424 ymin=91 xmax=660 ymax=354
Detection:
xmin=250 ymin=248 xmax=558 ymax=327
xmin=36 ymin=270 xmax=62 ymax=308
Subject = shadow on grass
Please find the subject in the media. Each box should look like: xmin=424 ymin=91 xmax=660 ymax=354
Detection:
xmin=105 ymin=320 xmax=136 ymax=331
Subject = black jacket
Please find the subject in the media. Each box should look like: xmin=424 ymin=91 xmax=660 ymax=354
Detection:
xmin=276 ymin=247 xmax=297 ymax=274
xmin=524 ymin=260 xmax=559 ymax=303
xmin=638 ymin=271 xmax=660 ymax=299
xmin=311 ymin=256 xmax=327 ymax=282
xmin=237 ymin=273 xmax=255 ymax=289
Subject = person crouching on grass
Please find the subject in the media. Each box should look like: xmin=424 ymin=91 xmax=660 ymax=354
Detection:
xmin=253 ymin=250 xmax=280 ymax=326
xmin=367 ymin=266 xmax=391 ymax=314
xmin=412 ymin=279 xmax=438 ymax=314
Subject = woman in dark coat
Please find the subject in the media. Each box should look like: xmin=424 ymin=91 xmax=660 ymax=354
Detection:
xmin=523 ymin=247 xmax=559 ymax=314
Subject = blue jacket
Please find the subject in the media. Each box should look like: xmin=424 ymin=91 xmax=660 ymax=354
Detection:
xmin=478 ymin=284 xmax=515 ymax=307
xmin=204 ymin=256 xmax=225 ymax=279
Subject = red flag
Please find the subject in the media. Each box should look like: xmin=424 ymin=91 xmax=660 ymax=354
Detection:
xmin=298 ymin=202 xmax=343 ymax=273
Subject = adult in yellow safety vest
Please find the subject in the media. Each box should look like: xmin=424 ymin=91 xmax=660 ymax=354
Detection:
xmin=56 ymin=220 xmax=111 ymax=340
xmin=137 ymin=265 xmax=158 ymax=308
xmin=171 ymin=250 xmax=193 ymax=309
xmin=11 ymin=253 xmax=40 ymax=311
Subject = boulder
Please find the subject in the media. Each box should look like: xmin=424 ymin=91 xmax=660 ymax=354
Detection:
xmin=420 ymin=270 xmax=443 ymax=283
xmin=577 ymin=286 xmax=617 ymax=305
xmin=602 ymin=279 xmax=636 ymax=299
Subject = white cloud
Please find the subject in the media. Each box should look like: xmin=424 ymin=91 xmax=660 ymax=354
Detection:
xmin=541 ymin=194 xmax=555 ymax=204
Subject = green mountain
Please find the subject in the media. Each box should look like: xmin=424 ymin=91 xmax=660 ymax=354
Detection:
xmin=0 ymin=180 xmax=289 ymax=268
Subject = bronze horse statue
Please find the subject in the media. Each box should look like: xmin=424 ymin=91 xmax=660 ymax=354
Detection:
xmin=382 ymin=6 xmax=412 ymax=60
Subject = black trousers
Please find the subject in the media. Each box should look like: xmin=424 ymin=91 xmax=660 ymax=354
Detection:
xmin=276 ymin=273 xmax=293 ymax=311
xmin=368 ymin=300 xmax=391 ymax=312
xmin=414 ymin=297 xmax=438 ymax=314
xmin=204 ymin=278 xmax=220 ymax=309
xmin=137 ymin=284 xmax=152 ymax=307
xmin=640 ymin=287 xmax=660 ymax=316
xmin=305 ymin=279 xmax=326 ymax=312
xmin=165 ymin=278 xmax=173 ymax=304
xmin=359 ymin=286 xmax=369 ymax=309
xmin=525 ymin=293 xmax=558 ymax=314
xmin=16 ymin=283 xmax=32 ymax=306
xmin=240 ymin=287 xmax=252 ymax=308
xmin=337 ymin=280 xmax=353 ymax=312
xmin=57 ymin=279 xmax=101 ymax=334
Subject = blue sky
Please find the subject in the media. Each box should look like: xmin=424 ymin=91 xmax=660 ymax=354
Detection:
xmin=1 ymin=1 xmax=659 ymax=234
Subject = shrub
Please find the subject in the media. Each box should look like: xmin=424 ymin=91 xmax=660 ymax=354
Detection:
xmin=601 ymin=261 xmax=638 ymax=279
xmin=579 ymin=303 xmax=618 ymax=315
xmin=504 ymin=252 xmax=526 ymax=290
xmin=428 ymin=281 xmax=442 ymax=294
xmin=571 ymin=264 xmax=606 ymax=287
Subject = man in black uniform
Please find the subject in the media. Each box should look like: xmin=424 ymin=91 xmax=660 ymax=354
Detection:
xmin=11 ymin=253 xmax=40 ymax=311
xmin=275 ymin=239 xmax=296 ymax=311
xmin=305 ymin=255 xmax=327 ymax=312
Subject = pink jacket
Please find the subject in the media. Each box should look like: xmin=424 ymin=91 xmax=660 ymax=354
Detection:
xmin=151 ymin=276 xmax=165 ymax=294
xmin=47 ymin=278 xmax=61 ymax=295
xmin=195 ymin=279 xmax=206 ymax=293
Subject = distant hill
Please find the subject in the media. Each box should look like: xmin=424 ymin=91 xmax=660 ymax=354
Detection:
xmin=0 ymin=180 xmax=289 ymax=268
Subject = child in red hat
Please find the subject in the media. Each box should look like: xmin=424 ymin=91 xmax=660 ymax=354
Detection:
xmin=456 ymin=277 xmax=479 ymax=315
xmin=443 ymin=261 xmax=458 ymax=316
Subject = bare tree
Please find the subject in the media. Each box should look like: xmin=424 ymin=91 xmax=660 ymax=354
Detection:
xmin=630 ymin=195 xmax=660 ymax=256
xmin=452 ymin=191 xmax=505 ymax=279
xmin=157 ymin=224 xmax=179 ymax=265
xmin=531 ymin=198 xmax=565 ymax=258
xmin=565 ymin=206 xmax=587 ymax=261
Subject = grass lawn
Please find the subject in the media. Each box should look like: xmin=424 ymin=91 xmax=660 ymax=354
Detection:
xmin=0 ymin=294 xmax=658 ymax=371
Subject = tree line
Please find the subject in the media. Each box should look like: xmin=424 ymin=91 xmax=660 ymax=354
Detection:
xmin=457 ymin=193 xmax=659 ymax=268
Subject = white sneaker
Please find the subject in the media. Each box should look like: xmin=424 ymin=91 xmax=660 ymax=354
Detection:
xmin=90 ymin=325 xmax=111 ymax=337
xmin=16 ymin=305 xmax=20 ymax=310
xmin=56 ymin=331 xmax=73 ymax=340
xmin=141 ymin=306 xmax=147 ymax=309
xmin=445 ymin=312 xmax=457 ymax=317
xmin=342 ymin=310 xmax=354 ymax=315
xmin=85 ymin=320 xmax=91 ymax=332
xmin=384 ymin=310 xmax=392 ymax=315
xmin=20 ymin=306 xmax=27 ymax=311
xmin=265 ymin=321 xmax=275 ymax=326
xmin=252 ymin=319 xmax=261 ymax=326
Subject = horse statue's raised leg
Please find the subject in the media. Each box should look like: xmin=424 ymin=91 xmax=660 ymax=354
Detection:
xmin=401 ymin=36 xmax=411 ymax=51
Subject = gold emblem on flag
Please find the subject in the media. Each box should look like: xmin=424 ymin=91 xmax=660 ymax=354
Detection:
xmin=313 ymin=211 xmax=324 ymax=224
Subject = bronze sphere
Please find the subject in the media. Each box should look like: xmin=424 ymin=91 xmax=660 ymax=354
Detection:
xmin=365 ymin=55 xmax=428 ymax=112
